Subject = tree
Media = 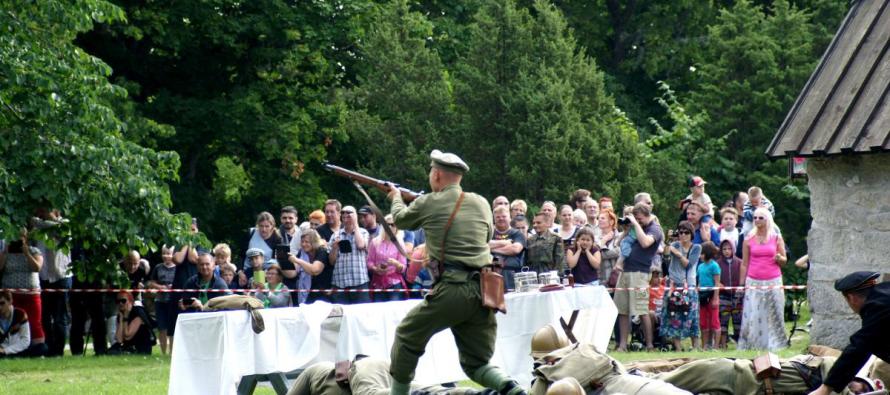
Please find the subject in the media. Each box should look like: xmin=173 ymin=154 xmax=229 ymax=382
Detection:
xmin=78 ymin=0 xmax=369 ymax=250
xmin=451 ymin=0 xmax=648 ymax=204
xmin=0 ymin=0 xmax=195 ymax=280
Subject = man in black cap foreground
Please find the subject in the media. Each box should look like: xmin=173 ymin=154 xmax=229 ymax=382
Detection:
xmin=809 ymin=271 xmax=890 ymax=395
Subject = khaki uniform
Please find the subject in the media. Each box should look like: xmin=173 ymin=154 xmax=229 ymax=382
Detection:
xmin=529 ymin=343 xmax=691 ymax=395
xmin=650 ymin=355 xmax=856 ymax=395
xmin=390 ymin=184 xmax=515 ymax=391
xmin=287 ymin=362 xmax=351 ymax=395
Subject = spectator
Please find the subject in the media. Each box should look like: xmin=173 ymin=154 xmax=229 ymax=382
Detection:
xmin=33 ymin=208 xmax=72 ymax=357
xmin=308 ymin=210 xmax=326 ymax=231
xmin=731 ymin=191 xmax=749 ymax=230
xmin=316 ymin=199 xmax=342 ymax=242
xmin=634 ymin=192 xmax=654 ymax=210
xmin=219 ymin=263 xmax=239 ymax=291
xmin=540 ymin=201 xmax=558 ymax=230
xmin=291 ymin=229 xmax=330 ymax=304
xmin=738 ymin=207 xmax=787 ymax=351
xmin=661 ymin=220 xmax=702 ymax=351
xmin=556 ymin=205 xmax=580 ymax=251
xmin=168 ymin=225 xmax=201 ymax=342
xmin=367 ymin=214 xmax=408 ymax=302
xmin=583 ymin=200 xmax=599 ymax=227
xmin=511 ymin=215 xmax=530 ymax=239
xmin=492 ymin=196 xmax=510 ymax=209
xmin=406 ymin=244 xmax=433 ymax=298
xmin=566 ymin=227 xmax=601 ymax=285
xmin=241 ymin=211 xmax=283 ymax=272
xmin=358 ymin=206 xmax=381 ymax=239
xmin=741 ymin=186 xmax=775 ymax=236
xmin=718 ymin=208 xmax=740 ymax=252
xmin=698 ymin=241 xmax=722 ymax=350
xmin=594 ymin=209 xmax=620 ymax=286
xmin=686 ymin=176 xmax=715 ymax=219
xmin=717 ymin=239 xmax=743 ymax=349
xmin=110 ymin=291 xmax=153 ymax=355
xmin=572 ymin=209 xmax=587 ymax=227
xmin=509 ymin=199 xmax=528 ymax=218
xmin=212 ymin=243 xmax=241 ymax=290
xmin=252 ymin=264 xmax=292 ymax=308
xmin=570 ymin=189 xmax=592 ymax=210
xmin=68 ymin=243 xmax=107 ymax=356
xmin=525 ymin=212 xmax=565 ymax=274
xmin=614 ymin=202 xmax=663 ymax=352
xmin=148 ymin=245 xmax=177 ymax=355
xmin=179 ymin=252 xmax=231 ymax=311
xmin=329 ymin=205 xmax=371 ymax=304
xmin=244 ymin=248 xmax=268 ymax=284
xmin=490 ymin=206 xmax=525 ymax=291
xmin=279 ymin=206 xmax=302 ymax=252
xmin=0 ymin=290 xmax=31 ymax=357
xmin=0 ymin=228 xmax=46 ymax=356
xmin=685 ymin=201 xmax=720 ymax=245
xmin=121 ymin=250 xmax=149 ymax=301
xmin=598 ymin=197 xmax=614 ymax=212
xmin=648 ymin=268 xmax=666 ymax=334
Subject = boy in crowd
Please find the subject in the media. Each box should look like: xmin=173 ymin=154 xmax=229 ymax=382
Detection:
xmin=718 ymin=208 xmax=740 ymax=256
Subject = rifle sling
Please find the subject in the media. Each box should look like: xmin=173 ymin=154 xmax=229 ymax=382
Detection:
xmin=351 ymin=181 xmax=410 ymax=260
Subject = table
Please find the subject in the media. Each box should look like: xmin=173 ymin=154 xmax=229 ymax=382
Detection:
xmin=168 ymin=285 xmax=616 ymax=395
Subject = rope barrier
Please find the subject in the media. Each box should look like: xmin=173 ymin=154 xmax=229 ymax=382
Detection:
xmin=0 ymin=284 xmax=807 ymax=294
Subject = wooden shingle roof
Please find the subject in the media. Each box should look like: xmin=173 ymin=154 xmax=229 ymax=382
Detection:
xmin=767 ymin=0 xmax=890 ymax=158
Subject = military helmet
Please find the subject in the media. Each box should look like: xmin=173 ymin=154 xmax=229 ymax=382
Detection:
xmin=546 ymin=377 xmax=584 ymax=395
xmin=530 ymin=324 xmax=570 ymax=359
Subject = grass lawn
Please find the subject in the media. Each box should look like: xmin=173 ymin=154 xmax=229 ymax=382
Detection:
xmin=0 ymin=302 xmax=812 ymax=394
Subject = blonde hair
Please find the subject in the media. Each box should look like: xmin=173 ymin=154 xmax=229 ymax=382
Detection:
xmin=220 ymin=263 xmax=237 ymax=275
xmin=746 ymin=207 xmax=778 ymax=239
xmin=510 ymin=199 xmax=528 ymax=214
xmin=493 ymin=205 xmax=510 ymax=216
xmin=379 ymin=214 xmax=404 ymax=244
xmin=572 ymin=209 xmax=587 ymax=225
xmin=256 ymin=211 xmax=276 ymax=227
xmin=301 ymin=229 xmax=325 ymax=251
xmin=213 ymin=243 xmax=231 ymax=259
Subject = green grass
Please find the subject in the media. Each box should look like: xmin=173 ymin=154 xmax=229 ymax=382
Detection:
xmin=0 ymin=303 xmax=812 ymax=394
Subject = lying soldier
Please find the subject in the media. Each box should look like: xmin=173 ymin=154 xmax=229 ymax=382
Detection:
xmin=288 ymin=356 xmax=495 ymax=395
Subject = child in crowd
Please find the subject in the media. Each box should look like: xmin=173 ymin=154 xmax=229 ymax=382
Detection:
xmin=566 ymin=228 xmax=601 ymax=285
xmin=718 ymin=208 xmax=740 ymax=256
xmin=148 ymin=245 xmax=177 ymax=355
xmin=697 ymin=241 xmax=722 ymax=350
xmin=220 ymin=263 xmax=240 ymax=293
xmin=648 ymin=267 xmax=666 ymax=329
xmin=686 ymin=176 xmax=714 ymax=222
xmin=406 ymin=244 xmax=433 ymax=298
xmin=717 ymin=239 xmax=743 ymax=349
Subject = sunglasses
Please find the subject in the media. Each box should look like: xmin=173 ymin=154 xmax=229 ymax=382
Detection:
xmin=753 ymin=216 xmax=766 ymax=220
xmin=678 ymin=230 xmax=692 ymax=235
xmin=341 ymin=211 xmax=354 ymax=215
xmin=387 ymin=223 xmax=396 ymax=227
xmin=116 ymin=299 xmax=128 ymax=304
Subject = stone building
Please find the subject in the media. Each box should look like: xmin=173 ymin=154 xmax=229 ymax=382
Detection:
xmin=766 ymin=0 xmax=890 ymax=347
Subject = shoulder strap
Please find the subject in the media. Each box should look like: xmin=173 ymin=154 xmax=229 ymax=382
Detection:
xmin=440 ymin=192 xmax=466 ymax=262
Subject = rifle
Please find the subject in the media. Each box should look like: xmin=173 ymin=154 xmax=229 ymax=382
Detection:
xmin=323 ymin=163 xmax=423 ymax=203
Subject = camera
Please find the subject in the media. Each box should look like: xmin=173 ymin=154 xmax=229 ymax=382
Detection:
xmin=338 ymin=240 xmax=353 ymax=254
xmin=617 ymin=217 xmax=631 ymax=226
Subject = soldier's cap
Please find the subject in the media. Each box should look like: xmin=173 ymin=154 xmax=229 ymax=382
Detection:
xmin=246 ymin=248 xmax=264 ymax=258
xmin=834 ymin=271 xmax=880 ymax=294
xmin=430 ymin=149 xmax=469 ymax=174
xmin=357 ymin=205 xmax=374 ymax=216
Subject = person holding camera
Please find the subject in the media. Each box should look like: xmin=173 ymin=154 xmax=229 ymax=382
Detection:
xmin=0 ymin=228 xmax=46 ymax=356
xmin=179 ymin=252 xmax=231 ymax=312
xmin=614 ymin=203 xmax=663 ymax=353
xmin=328 ymin=205 xmax=371 ymax=305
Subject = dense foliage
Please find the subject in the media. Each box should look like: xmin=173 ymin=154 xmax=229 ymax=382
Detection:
xmin=3 ymin=0 xmax=849 ymax=281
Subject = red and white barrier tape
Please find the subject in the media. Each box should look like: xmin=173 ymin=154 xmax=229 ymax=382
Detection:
xmin=0 ymin=284 xmax=807 ymax=294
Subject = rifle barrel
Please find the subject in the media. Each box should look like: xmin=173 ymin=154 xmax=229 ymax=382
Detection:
xmin=323 ymin=163 xmax=421 ymax=202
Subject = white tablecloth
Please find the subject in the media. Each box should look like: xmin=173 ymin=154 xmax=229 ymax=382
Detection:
xmin=168 ymin=286 xmax=616 ymax=395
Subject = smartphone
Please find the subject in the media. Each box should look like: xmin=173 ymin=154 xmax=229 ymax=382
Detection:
xmin=182 ymin=297 xmax=196 ymax=306
xmin=338 ymin=240 xmax=353 ymax=254
xmin=275 ymin=244 xmax=290 ymax=263
xmin=7 ymin=240 xmax=23 ymax=254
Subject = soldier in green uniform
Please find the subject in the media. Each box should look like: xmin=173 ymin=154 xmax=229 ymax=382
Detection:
xmin=525 ymin=212 xmax=565 ymax=274
xmin=287 ymin=357 xmax=495 ymax=395
xmin=385 ymin=150 xmax=523 ymax=395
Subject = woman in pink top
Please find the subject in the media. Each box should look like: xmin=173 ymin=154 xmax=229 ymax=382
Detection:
xmin=367 ymin=214 xmax=408 ymax=302
xmin=738 ymin=207 xmax=788 ymax=350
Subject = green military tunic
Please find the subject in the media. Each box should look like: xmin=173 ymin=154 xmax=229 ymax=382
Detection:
xmin=524 ymin=232 xmax=565 ymax=274
xmin=529 ymin=343 xmax=691 ymax=395
xmin=650 ymin=355 xmax=855 ymax=395
xmin=389 ymin=183 xmax=514 ymax=391
xmin=287 ymin=362 xmax=351 ymax=395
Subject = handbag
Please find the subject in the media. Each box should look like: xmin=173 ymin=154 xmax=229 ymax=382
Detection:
xmin=667 ymin=287 xmax=691 ymax=313
xmin=481 ymin=266 xmax=507 ymax=313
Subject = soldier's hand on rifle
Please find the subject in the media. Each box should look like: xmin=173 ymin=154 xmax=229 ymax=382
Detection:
xmin=385 ymin=182 xmax=400 ymax=200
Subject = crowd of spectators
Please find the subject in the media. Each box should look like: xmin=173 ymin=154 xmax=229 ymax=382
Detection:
xmin=0 ymin=179 xmax=790 ymax=356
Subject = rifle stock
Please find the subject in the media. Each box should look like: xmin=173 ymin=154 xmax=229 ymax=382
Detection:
xmin=323 ymin=163 xmax=422 ymax=203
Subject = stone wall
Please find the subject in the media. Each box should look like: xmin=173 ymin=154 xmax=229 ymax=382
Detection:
xmin=807 ymin=153 xmax=890 ymax=347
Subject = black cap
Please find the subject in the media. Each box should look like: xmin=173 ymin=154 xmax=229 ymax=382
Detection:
xmin=834 ymin=271 xmax=880 ymax=293
xmin=358 ymin=205 xmax=374 ymax=215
